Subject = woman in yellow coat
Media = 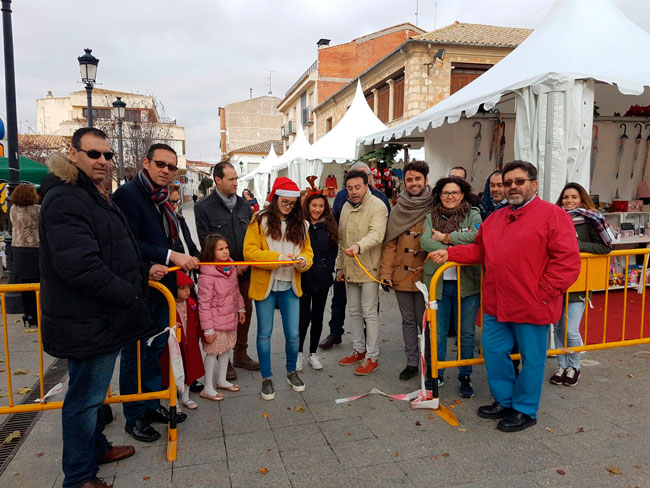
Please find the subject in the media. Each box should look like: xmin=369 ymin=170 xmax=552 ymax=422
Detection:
xmin=243 ymin=177 xmax=313 ymax=401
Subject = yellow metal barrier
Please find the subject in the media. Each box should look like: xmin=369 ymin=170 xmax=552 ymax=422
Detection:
xmin=427 ymin=249 xmax=650 ymax=421
xmin=0 ymin=281 xmax=179 ymax=461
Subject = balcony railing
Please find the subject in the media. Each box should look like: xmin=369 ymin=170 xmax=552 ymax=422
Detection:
xmin=288 ymin=120 xmax=296 ymax=135
xmin=302 ymin=107 xmax=313 ymax=126
xmin=285 ymin=60 xmax=318 ymax=97
xmin=281 ymin=125 xmax=289 ymax=139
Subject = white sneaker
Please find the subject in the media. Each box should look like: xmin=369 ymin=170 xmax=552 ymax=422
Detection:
xmin=307 ymin=354 xmax=323 ymax=370
xmin=296 ymin=352 xmax=304 ymax=371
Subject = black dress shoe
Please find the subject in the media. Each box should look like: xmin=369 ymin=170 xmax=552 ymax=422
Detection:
xmin=144 ymin=406 xmax=187 ymax=424
xmin=125 ymin=419 xmax=161 ymax=443
xmin=399 ymin=365 xmax=418 ymax=381
xmin=319 ymin=334 xmax=342 ymax=350
xmin=189 ymin=380 xmax=204 ymax=393
xmin=497 ymin=411 xmax=537 ymax=432
xmin=477 ymin=401 xmax=513 ymax=419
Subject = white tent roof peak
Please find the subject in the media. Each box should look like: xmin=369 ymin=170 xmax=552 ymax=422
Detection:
xmin=241 ymin=143 xmax=279 ymax=181
xmin=359 ymin=0 xmax=650 ymax=146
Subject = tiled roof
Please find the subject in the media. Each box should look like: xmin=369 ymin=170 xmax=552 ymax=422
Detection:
xmin=415 ymin=23 xmax=532 ymax=48
xmin=229 ymin=140 xmax=283 ymax=156
xmin=18 ymin=134 xmax=71 ymax=149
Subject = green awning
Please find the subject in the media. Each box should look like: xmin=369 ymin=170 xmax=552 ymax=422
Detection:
xmin=0 ymin=156 xmax=49 ymax=185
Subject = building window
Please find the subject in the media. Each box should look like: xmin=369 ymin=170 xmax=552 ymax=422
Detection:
xmin=326 ymin=117 xmax=332 ymax=133
xmin=450 ymin=63 xmax=492 ymax=94
xmin=82 ymin=108 xmax=111 ymax=120
xmin=393 ymin=76 xmax=404 ymax=120
xmin=366 ymin=93 xmax=374 ymax=111
xmin=124 ymin=109 xmax=142 ymax=123
xmin=377 ymin=85 xmax=390 ymax=123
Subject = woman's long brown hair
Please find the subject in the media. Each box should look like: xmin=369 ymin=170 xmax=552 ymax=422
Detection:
xmin=303 ymin=193 xmax=338 ymax=244
xmin=258 ymin=196 xmax=306 ymax=248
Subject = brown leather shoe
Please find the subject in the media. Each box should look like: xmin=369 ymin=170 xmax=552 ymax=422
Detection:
xmin=226 ymin=362 xmax=237 ymax=381
xmin=80 ymin=478 xmax=113 ymax=488
xmin=98 ymin=444 xmax=135 ymax=465
xmin=233 ymin=354 xmax=260 ymax=371
xmin=319 ymin=334 xmax=342 ymax=350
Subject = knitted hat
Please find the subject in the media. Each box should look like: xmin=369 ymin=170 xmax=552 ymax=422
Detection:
xmin=267 ymin=177 xmax=300 ymax=202
xmin=175 ymin=270 xmax=194 ymax=287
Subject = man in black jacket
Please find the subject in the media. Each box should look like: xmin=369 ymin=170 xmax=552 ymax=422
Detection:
xmin=113 ymin=143 xmax=198 ymax=443
xmin=39 ymin=128 xmax=166 ymax=488
xmin=195 ymin=162 xmax=259 ymax=376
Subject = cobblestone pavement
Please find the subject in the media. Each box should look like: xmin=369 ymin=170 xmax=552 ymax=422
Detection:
xmin=0 ymin=201 xmax=649 ymax=487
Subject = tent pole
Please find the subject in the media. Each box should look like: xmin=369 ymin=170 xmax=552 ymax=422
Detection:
xmin=543 ymin=91 xmax=555 ymax=201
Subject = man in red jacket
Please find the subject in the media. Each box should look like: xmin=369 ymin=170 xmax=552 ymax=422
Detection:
xmin=430 ymin=161 xmax=580 ymax=432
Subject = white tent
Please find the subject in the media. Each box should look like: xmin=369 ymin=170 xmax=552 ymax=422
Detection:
xmin=358 ymin=0 xmax=650 ymax=202
xmin=271 ymin=126 xmax=315 ymax=188
xmin=240 ymin=144 xmax=279 ymax=200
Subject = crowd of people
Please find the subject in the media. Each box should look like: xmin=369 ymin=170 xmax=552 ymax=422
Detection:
xmin=29 ymin=127 xmax=615 ymax=487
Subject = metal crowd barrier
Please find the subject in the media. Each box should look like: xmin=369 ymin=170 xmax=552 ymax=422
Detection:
xmin=0 ymin=281 xmax=179 ymax=462
xmin=428 ymin=249 xmax=650 ymax=413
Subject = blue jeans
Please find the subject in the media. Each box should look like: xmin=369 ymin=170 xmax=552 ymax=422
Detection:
xmin=255 ymin=289 xmax=300 ymax=378
xmin=553 ymin=301 xmax=585 ymax=369
xmin=482 ymin=314 xmax=549 ymax=418
xmin=62 ymin=351 xmax=118 ymax=488
xmin=435 ymin=281 xmax=479 ymax=377
xmin=119 ymin=301 xmax=167 ymax=422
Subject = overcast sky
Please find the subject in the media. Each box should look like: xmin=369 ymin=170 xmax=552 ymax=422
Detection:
xmin=1 ymin=0 xmax=647 ymax=161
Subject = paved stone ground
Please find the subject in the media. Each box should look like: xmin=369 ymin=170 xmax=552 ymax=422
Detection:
xmin=0 ymin=201 xmax=649 ymax=487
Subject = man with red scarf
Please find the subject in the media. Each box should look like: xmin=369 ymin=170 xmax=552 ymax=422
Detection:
xmin=113 ymin=143 xmax=199 ymax=443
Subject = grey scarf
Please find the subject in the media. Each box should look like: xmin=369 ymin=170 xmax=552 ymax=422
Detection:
xmin=384 ymin=185 xmax=433 ymax=243
xmin=215 ymin=188 xmax=237 ymax=211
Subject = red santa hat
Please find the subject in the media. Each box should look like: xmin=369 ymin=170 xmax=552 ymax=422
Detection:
xmin=175 ymin=270 xmax=194 ymax=287
xmin=267 ymin=177 xmax=301 ymax=202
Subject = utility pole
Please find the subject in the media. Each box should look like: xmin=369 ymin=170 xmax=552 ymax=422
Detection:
xmin=414 ymin=0 xmax=419 ymax=26
xmin=265 ymin=68 xmax=277 ymax=95
xmin=2 ymin=0 xmax=19 ymax=192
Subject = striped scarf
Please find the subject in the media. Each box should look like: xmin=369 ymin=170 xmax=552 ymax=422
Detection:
xmin=138 ymin=169 xmax=179 ymax=243
xmin=567 ymin=207 xmax=618 ymax=246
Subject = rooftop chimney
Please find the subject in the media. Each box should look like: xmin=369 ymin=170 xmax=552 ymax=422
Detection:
xmin=317 ymin=38 xmax=330 ymax=49
xmin=46 ymin=90 xmax=53 ymax=98
xmin=249 ymin=88 xmax=253 ymax=99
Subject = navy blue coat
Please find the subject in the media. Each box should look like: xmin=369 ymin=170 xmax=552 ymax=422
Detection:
xmin=301 ymin=221 xmax=338 ymax=293
xmin=112 ymin=178 xmax=185 ymax=298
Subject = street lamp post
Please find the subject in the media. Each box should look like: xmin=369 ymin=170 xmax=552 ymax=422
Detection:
xmin=112 ymin=97 xmax=127 ymax=185
xmin=239 ymin=161 xmax=244 ymax=175
xmin=77 ymin=48 xmax=99 ymax=128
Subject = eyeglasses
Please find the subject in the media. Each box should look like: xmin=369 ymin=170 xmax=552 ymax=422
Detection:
xmin=441 ymin=191 xmax=461 ymax=198
xmin=76 ymin=148 xmax=114 ymax=161
xmin=151 ymin=159 xmax=179 ymax=172
xmin=279 ymin=200 xmax=297 ymax=208
xmin=503 ymin=178 xmax=535 ymax=188
xmin=169 ymin=199 xmax=180 ymax=205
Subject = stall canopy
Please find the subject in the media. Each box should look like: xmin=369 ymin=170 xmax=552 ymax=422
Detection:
xmin=271 ymin=126 xmax=315 ymax=187
xmin=358 ymin=0 xmax=650 ymax=201
xmin=0 ymin=156 xmax=49 ymax=185
xmin=241 ymin=144 xmax=279 ymax=200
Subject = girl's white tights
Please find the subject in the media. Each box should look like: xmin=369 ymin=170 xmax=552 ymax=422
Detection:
xmin=181 ymin=385 xmax=190 ymax=404
xmin=203 ymin=350 xmax=234 ymax=395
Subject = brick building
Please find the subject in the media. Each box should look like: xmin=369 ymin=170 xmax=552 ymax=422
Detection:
xmin=313 ymin=23 xmax=532 ymax=140
xmin=277 ymin=23 xmax=425 ymax=150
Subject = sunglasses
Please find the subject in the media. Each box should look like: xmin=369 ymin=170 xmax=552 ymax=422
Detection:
xmin=76 ymin=148 xmax=114 ymax=161
xmin=151 ymin=159 xmax=179 ymax=172
xmin=169 ymin=199 xmax=180 ymax=205
xmin=503 ymin=178 xmax=535 ymax=188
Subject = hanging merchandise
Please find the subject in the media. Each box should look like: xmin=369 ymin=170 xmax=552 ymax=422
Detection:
xmin=489 ymin=110 xmax=502 ymax=162
xmin=590 ymin=125 xmax=598 ymax=185
xmin=325 ymin=174 xmax=338 ymax=198
xmin=497 ymin=121 xmax=506 ymax=170
xmin=642 ymin=125 xmax=650 ymax=180
xmin=470 ymin=121 xmax=482 ymax=182
xmin=631 ymin=123 xmax=643 ymax=179
xmin=614 ymin=123 xmax=629 ymax=200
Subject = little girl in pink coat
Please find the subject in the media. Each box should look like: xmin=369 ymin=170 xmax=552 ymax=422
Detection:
xmin=198 ymin=234 xmax=247 ymax=401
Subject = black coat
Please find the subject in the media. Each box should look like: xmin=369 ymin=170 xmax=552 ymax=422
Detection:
xmin=301 ymin=221 xmax=337 ymax=293
xmin=112 ymin=177 xmax=185 ymax=296
xmin=194 ymin=191 xmax=252 ymax=279
xmin=39 ymin=155 xmax=156 ymax=359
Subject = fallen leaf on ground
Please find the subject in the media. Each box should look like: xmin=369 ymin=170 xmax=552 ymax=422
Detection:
xmin=294 ymin=405 xmax=304 ymax=413
xmin=577 ymin=427 xmax=584 ymax=433
xmin=13 ymin=369 xmax=29 ymax=375
xmin=634 ymin=465 xmax=642 ymax=469
xmin=454 ymin=399 xmax=463 ymax=406
xmin=259 ymin=466 xmax=269 ymax=475
xmin=12 ymin=472 xmax=18 ymax=476
xmin=442 ymin=453 xmax=450 ymax=457
xmin=430 ymin=455 xmax=438 ymax=460
xmin=415 ymin=421 xmax=421 ymax=426
xmin=4 ymin=431 xmax=20 ymax=443
xmin=262 ymin=413 xmax=268 ymax=418
xmin=588 ymin=381 xmax=595 ymax=386
xmin=18 ymin=388 xmax=31 ymax=395
xmin=395 ymin=451 xmax=400 ymax=457
xmin=24 ymin=329 xmax=37 ymax=334
xmin=557 ymin=469 xmax=566 ymax=475
xmin=628 ymin=374 xmax=635 ymax=378
xmin=458 ymin=428 xmax=467 ymax=432
xmin=605 ymin=466 xmax=622 ymax=475
xmin=0 ymin=369 xmax=5 ymax=373
xmin=428 ymin=415 xmax=435 ymax=420
xmin=346 ymin=432 xmax=351 ymax=436
xmin=36 ymin=453 xmax=44 ymax=457
xmin=545 ymin=427 xmax=554 ymax=433
xmin=266 ymin=448 xmax=272 ymax=452
xmin=143 ymin=476 xmax=150 ymax=481
xmin=0 ymin=394 xmax=7 ymax=398
xmin=448 ymin=404 xmax=455 ymax=409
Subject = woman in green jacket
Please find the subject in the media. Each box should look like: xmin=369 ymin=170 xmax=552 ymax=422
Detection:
xmin=421 ymin=176 xmax=482 ymax=398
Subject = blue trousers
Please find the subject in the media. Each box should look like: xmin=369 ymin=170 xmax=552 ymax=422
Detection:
xmin=255 ymin=288 xmax=300 ymax=378
xmin=435 ymin=281 xmax=479 ymax=377
xmin=328 ymin=279 xmax=347 ymax=336
xmin=62 ymin=351 xmax=117 ymax=488
xmin=482 ymin=314 xmax=549 ymax=418
xmin=119 ymin=301 xmax=166 ymax=422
